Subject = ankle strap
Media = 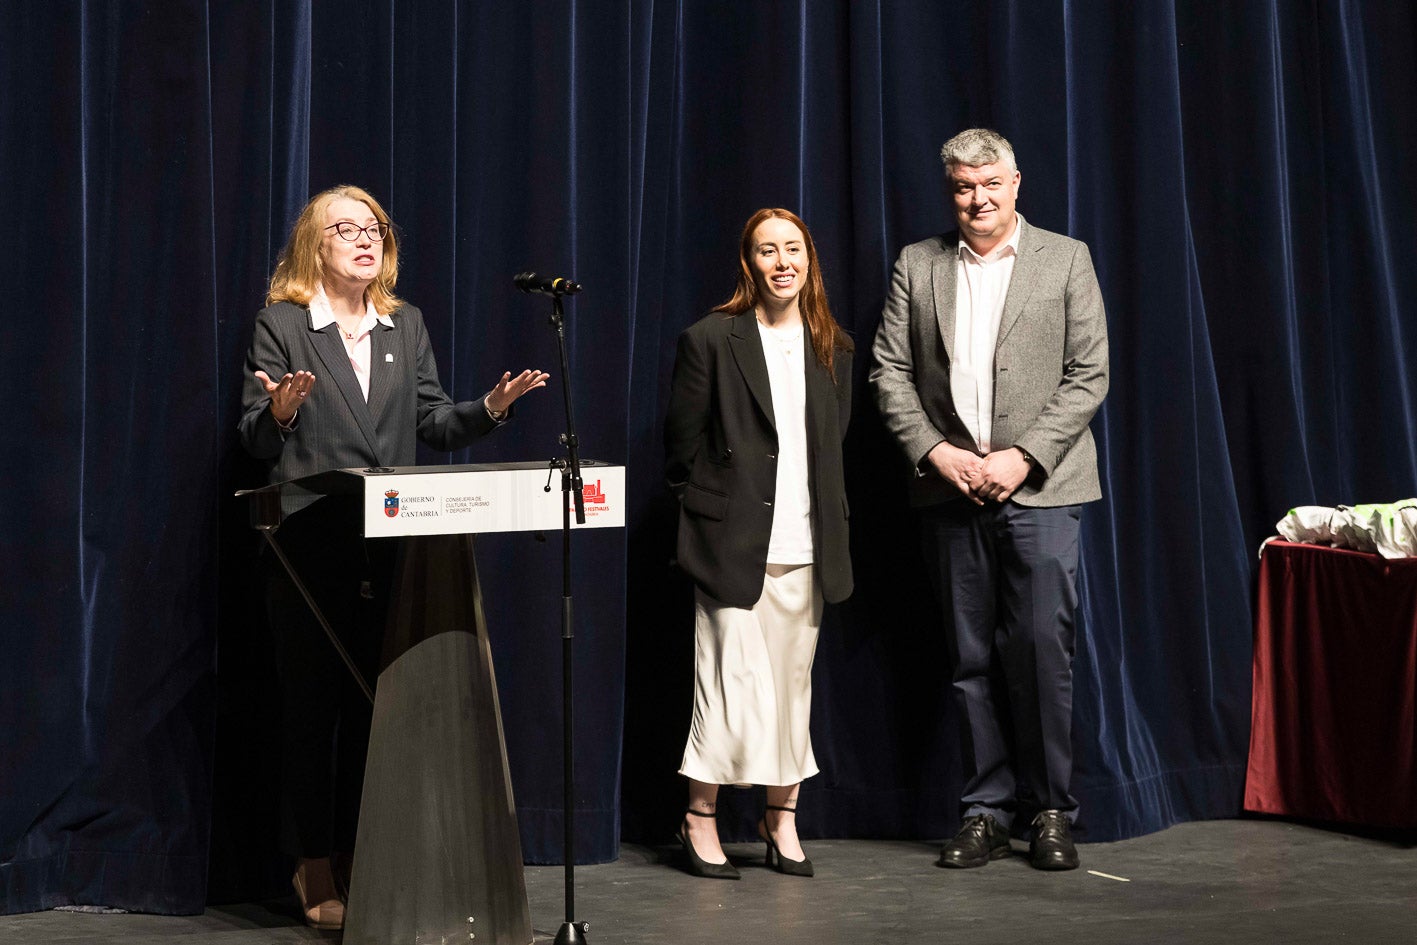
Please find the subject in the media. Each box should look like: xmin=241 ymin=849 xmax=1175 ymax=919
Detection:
xmin=684 ymin=808 xmax=717 ymax=818
xmin=764 ymin=804 xmax=798 ymax=813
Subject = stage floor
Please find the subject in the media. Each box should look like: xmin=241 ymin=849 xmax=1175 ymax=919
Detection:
xmin=4 ymin=819 xmax=1412 ymax=944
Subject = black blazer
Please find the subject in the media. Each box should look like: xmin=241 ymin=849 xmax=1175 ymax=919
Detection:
xmin=665 ymin=310 xmax=853 ymax=608
xmin=239 ymin=300 xmax=503 ymax=513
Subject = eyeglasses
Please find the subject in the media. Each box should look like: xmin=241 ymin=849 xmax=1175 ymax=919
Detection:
xmin=324 ymin=221 xmax=390 ymax=242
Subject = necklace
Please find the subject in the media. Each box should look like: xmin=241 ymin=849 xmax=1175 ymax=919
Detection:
xmin=760 ymin=321 xmax=802 ymax=357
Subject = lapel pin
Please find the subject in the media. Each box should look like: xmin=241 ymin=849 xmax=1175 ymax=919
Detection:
xmin=385 ymin=353 xmax=394 ymax=362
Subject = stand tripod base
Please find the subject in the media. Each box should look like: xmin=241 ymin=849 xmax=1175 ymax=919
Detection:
xmin=555 ymin=920 xmax=590 ymax=945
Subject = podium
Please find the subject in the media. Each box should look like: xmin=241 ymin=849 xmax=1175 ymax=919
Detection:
xmin=240 ymin=461 xmax=625 ymax=945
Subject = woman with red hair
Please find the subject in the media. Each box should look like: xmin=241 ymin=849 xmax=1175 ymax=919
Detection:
xmin=665 ymin=208 xmax=854 ymax=879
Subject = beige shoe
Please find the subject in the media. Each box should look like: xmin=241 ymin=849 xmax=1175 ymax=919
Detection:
xmin=292 ymin=861 xmax=345 ymax=930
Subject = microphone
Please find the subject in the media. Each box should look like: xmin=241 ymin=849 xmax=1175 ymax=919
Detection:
xmin=514 ymin=271 xmax=583 ymax=296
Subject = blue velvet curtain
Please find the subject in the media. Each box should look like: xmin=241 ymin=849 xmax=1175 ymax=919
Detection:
xmin=3 ymin=0 xmax=1414 ymax=915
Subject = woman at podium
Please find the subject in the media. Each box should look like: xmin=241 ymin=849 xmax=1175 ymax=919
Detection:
xmin=237 ymin=185 xmax=546 ymax=930
xmin=664 ymin=208 xmax=854 ymax=879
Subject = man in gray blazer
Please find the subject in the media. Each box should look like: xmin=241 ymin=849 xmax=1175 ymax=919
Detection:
xmin=870 ymin=128 xmax=1109 ymax=871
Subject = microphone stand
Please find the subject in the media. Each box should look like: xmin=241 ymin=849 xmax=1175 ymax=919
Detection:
xmin=543 ymin=292 xmax=589 ymax=945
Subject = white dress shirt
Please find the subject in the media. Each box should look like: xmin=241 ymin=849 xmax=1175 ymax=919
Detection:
xmin=309 ymin=284 xmax=395 ymax=401
xmin=952 ymin=213 xmax=1024 ymax=452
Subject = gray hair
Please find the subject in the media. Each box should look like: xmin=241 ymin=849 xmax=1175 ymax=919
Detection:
xmin=940 ymin=128 xmax=1017 ymax=173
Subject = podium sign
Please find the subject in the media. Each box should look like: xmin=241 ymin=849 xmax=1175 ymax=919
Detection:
xmin=364 ymin=462 xmax=624 ymax=537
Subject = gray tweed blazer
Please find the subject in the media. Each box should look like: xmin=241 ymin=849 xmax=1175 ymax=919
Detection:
xmin=869 ymin=218 xmax=1109 ymax=507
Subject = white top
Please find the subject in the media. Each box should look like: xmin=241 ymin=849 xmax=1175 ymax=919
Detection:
xmin=952 ymin=213 xmax=1024 ymax=452
xmin=757 ymin=319 xmax=814 ymax=565
xmin=309 ymin=284 xmax=394 ymax=401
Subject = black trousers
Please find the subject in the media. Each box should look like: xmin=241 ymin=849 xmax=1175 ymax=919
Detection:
xmin=920 ymin=499 xmax=1082 ymax=830
xmin=262 ymin=496 xmax=394 ymax=858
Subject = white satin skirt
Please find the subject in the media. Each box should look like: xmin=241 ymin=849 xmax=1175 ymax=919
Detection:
xmin=678 ymin=563 xmax=823 ymax=787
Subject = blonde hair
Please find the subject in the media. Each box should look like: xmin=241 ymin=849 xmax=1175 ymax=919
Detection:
xmin=712 ymin=208 xmax=853 ymax=378
xmin=266 ymin=185 xmax=402 ymax=315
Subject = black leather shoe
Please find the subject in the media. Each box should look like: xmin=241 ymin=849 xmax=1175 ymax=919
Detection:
xmin=938 ymin=814 xmax=1011 ymax=868
xmin=1029 ymin=810 xmax=1079 ymax=871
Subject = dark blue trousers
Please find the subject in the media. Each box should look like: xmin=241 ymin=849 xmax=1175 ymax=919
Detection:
xmin=920 ymin=500 xmax=1082 ymax=829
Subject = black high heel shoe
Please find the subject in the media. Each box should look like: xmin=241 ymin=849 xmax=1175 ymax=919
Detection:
xmin=678 ymin=809 xmax=741 ymax=879
xmin=759 ymin=804 xmax=814 ymax=877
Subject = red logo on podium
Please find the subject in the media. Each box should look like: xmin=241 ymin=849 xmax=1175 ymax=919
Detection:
xmin=582 ymin=480 xmax=606 ymax=504
xmin=384 ymin=489 xmax=400 ymax=517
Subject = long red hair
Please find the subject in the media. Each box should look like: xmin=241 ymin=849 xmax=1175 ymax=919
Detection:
xmin=711 ymin=208 xmax=853 ymax=377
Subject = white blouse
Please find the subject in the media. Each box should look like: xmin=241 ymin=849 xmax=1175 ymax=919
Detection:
xmin=757 ymin=319 xmax=814 ymax=565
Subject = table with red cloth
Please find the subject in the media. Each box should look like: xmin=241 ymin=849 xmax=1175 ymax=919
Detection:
xmin=1245 ymin=539 xmax=1417 ymax=828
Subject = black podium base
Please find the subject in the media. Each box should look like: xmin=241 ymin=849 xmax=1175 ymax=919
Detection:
xmin=343 ymin=535 xmax=532 ymax=945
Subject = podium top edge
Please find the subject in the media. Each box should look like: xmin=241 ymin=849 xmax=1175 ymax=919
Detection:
xmin=236 ymin=460 xmax=622 ymax=497
xmin=349 ymin=459 xmax=620 ymax=476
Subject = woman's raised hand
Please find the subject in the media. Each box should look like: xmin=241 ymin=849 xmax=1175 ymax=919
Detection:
xmin=485 ymin=369 xmax=550 ymax=415
xmin=255 ymin=369 xmax=316 ymax=424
